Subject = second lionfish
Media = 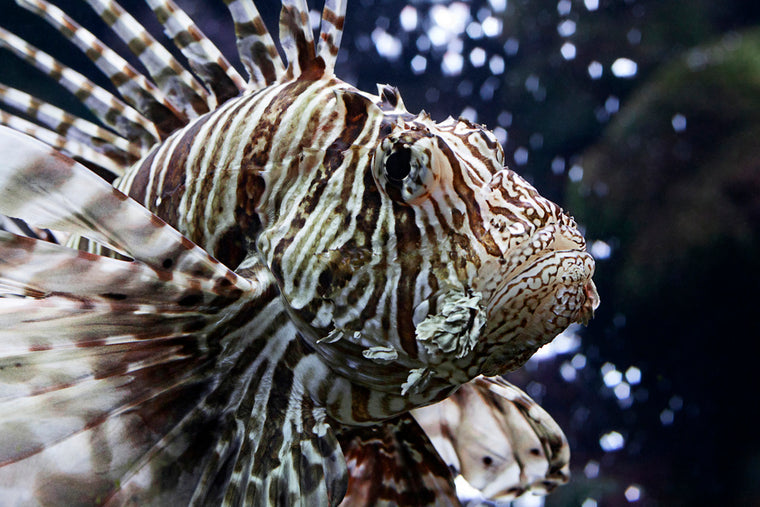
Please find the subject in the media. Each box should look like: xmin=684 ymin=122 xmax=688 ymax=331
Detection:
xmin=0 ymin=0 xmax=599 ymax=505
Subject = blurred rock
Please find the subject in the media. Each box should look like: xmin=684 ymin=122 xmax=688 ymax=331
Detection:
xmin=569 ymin=28 xmax=760 ymax=504
xmin=572 ymin=28 xmax=760 ymax=309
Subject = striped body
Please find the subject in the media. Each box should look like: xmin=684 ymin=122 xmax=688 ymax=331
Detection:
xmin=111 ymin=71 xmax=596 ymax=425
xmin=0 ymin=0 xmax=599 ymax=504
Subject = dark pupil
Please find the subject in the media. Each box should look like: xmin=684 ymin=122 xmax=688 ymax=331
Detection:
xmin=385 ymin=147 xmax=412 ymax=181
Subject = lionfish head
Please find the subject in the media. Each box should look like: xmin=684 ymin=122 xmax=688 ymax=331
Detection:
xmin=369 ymin=87 xmax=598 ymax=376
xmin=258 ymin=83 xmax=599 ymax=387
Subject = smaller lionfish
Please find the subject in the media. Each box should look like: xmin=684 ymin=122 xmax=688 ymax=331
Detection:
xmin=0 ymin=0 xmax=599 ymax=505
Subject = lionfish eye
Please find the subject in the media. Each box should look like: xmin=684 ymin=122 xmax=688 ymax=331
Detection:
xmin=385 ymin=147 xmax=412 ymax=181
xmin=374 ymin=136 xmax=435 ymax=204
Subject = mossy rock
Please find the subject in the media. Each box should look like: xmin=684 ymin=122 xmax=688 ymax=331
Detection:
xmin=569 ymin=29 xmax=760 ymax=310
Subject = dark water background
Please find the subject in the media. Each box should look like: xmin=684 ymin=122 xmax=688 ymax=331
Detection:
xmin=2 ymin=0 xmax=760 ymax=505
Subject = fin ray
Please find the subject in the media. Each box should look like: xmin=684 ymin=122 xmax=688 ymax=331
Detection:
xmin=15 ymin=0 xmax=187 ymax=137
xmin=0 ymin=26 xmax=160 ymax=148
xmin=145 ymin=0 xmax=247 ymax=103
xmin=413 ymin=377 xmax=571 ymax=502
xmin=317 ymin=0 xmax=347 ymax=74
xmin=337 ymin=413 xmax=460 ymax=507
xmin=0 ymin=84 xmax=139 ymax=166
xmin=0 ymin=127 xmax=247 ymax=290
xmin=0 ymin=110 xmax=127 ymax=175
xmin=280 ymin=0 xmax=318 ymax=78
xmin=81 ymin=0 xmax=211 ymax=116
xmin=223 ymin=0 xmax=285 ymax=87
xmin=0 ymin=128 xmax=347 ymax=505
xmin=0 ymin=359 xmax=217 ymax=505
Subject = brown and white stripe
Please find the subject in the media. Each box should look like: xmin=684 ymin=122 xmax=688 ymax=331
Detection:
xmin=0 ymin=0 xmax=598 ymax=504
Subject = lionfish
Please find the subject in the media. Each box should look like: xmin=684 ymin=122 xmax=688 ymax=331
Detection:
xmin=0 ymin=0 xmax=599 ymax=505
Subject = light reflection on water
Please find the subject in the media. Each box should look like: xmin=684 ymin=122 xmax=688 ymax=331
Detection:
xmin=611 ymin=58 xmax=638 ymax=78
xmin=624 ymin=485 xmax=642 ymax=502
xmin=599 ymin=431 xmax=625 ymax=452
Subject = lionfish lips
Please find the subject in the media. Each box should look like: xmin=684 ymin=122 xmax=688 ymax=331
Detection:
xmin=578 ymin=278 xmax=600 ymax=325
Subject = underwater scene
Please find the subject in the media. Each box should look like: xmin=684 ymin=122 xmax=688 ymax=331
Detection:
xmin=2 ymin=0 xmax=759 ymax=505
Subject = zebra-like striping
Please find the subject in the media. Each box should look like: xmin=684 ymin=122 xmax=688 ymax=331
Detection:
xmin=0 ymin=25 xmax=161 ymax=149
xmin=0 ymin=0 xmax=599 ymax=505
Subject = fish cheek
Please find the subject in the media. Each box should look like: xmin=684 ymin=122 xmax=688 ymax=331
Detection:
xmin=315 ymin=245 xmax=372 ymax=301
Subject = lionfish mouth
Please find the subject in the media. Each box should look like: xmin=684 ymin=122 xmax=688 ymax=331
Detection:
xmin=477 ymin=220 xmax=599 ymax=374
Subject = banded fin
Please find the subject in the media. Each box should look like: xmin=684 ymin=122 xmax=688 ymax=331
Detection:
xmin=0 ymin=263 xmax=346 ymax=506
xmin=0 ymin=123 xmax=251 ymax=406
xmin=280 ymin=0 xmax=317 ymax=79
xmin=0 ymin=126 xmax=243 ymax=286
xmin=0 ymin=128 xmax=347 ymax=505
xmin=0 ymin=243 xmax=345 ymax=505
xmin=191 ymin=341 xmax=347 ymax=507
xmin=337 ymin=414 xmax=460 ymax=507
xmin=95 ymin=331 xmax=347 ymax=507
xmin=0 ymin=215 xmax=58 ymax=244
xmin=0 ymin=26 xmax=160 ymax=150
xmin=0 ymin=84 xmax=139 ymax=175
xmin=80 ymin=0 xmax=211 ymax=116
xmin=15 ymin=0 xmax=187 ymax=137
xmin=0 ymin=109 xmax=126 ymax=177
xmin=413 ymin=377 xmax=571 ymax=503
xmin=317 ymin=0 xmax=347 ymax=74
xmin=0 ymin=126 xmax=245 ymax=502
xmin=223 ymin=0 xmax=285 ymax=87
xmin=145 ymin=0 xmax=247 ymax=102
xmin=279 ymin=0 xmax=348 ymax=79
xmin=3 ymin=0 xmax=351 ymax=166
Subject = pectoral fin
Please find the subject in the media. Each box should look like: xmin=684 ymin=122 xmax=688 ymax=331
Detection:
xmin=0 ymin=127 xmax=348 ymax=506
xmin=413 ymin=376 xmax=570 ymax=502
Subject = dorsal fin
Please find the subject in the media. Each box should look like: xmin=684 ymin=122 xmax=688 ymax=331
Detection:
xmin=0 ymin=109 xmax=126 ymax=176
xmin=80 ymin=0 xmax=211 ymax=116
xmin=0 ymin=26 xmax=159 ymax=150
xmin=223 ymin=0 xmax=285 ymax=88
xmin=280 ymin=0 xmax=323 ymax=80
xmin=15 ymin=0 xmax=187 ymax=137
xmin=145 ymin=0 xmax=247 ymax=103
xmin=3 ymin=0 xmax=350 ymax=165
xmin=317 ymin=0 xmax=347 ymax=74
xmin=0 ymin=84 xmax=140 ymax=173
